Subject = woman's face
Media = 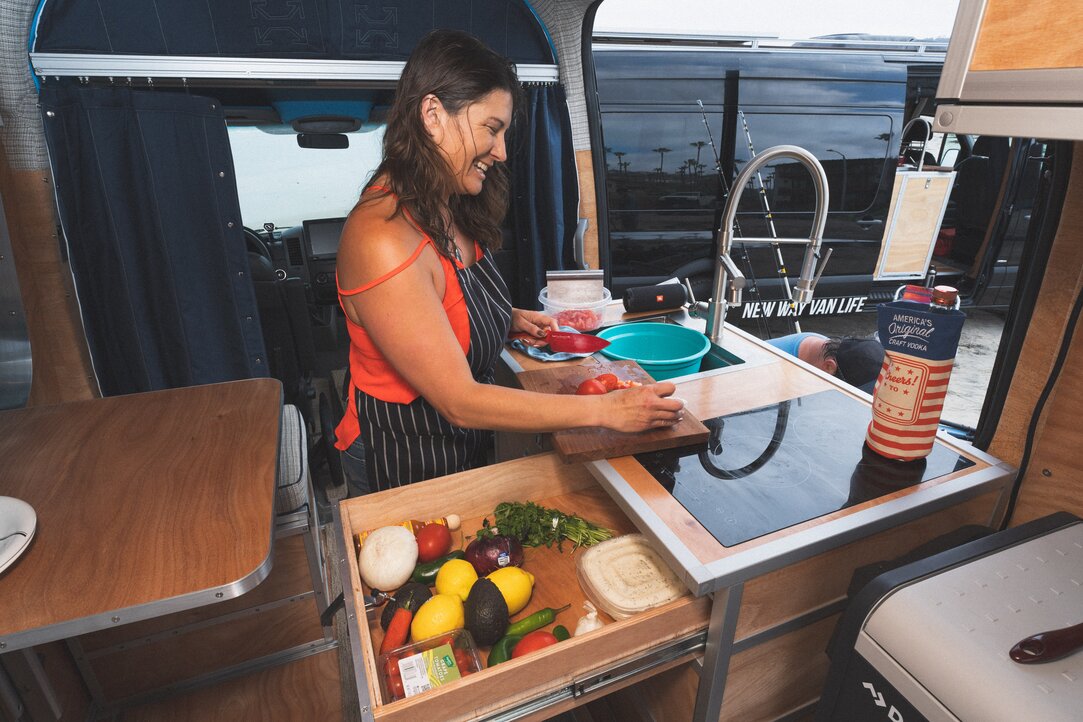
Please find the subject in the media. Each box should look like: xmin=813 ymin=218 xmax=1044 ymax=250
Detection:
xmin=429 ymin=89 xmax=513 ymax=196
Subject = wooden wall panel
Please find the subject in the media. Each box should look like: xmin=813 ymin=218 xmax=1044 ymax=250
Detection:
xmin=121 ymin=648 xmax=343 ymax=722
xmin=736 ymin=491 xmax=999 ymax=640
xmin=989 ymin=144 xmax=1083 ymax=525
xmin=91 ymin=597 xmax=325 ymax=701
xmin=575 ymin=149 xmax=600 ymax=269
xmin=631 ymin=617 xmax=835 ymax=722
xmin=971 ymin=1 xmax=1083 ymax=72
xmin=0 ymin=153 xmax=96 ymax=405
xmin=1 ymin=642 xmax=90 ymax=721
xmin=720 ymin=617 xmax=835 ymax=722
xmin=988 ymin=143 xmax=1083 ymax=468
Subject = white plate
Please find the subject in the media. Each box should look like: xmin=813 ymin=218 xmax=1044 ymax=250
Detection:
xmin=0 ymin=496 xmax=37 ymax=574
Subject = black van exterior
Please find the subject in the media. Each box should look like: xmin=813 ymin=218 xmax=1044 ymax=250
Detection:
xmin=587 ymin=36 xmax=1043 ymax=319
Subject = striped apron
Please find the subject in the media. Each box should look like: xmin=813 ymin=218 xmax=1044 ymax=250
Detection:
xmin=356 ymin=249 xmax=512 ymax=491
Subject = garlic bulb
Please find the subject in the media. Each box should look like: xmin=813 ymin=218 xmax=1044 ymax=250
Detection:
xmin=574 ymin=601 xmax=605 ymax=636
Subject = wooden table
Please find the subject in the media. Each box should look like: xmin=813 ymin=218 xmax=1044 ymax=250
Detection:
xmin=0 ymin=378 xmax=282 ymax=653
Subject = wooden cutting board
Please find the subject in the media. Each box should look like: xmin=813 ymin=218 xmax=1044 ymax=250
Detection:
xmin=516 ymin=359 xmax=709 ymax=463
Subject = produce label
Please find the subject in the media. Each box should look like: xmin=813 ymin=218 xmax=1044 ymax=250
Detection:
xmin=399 ymin=644 xmax=461 ymax=697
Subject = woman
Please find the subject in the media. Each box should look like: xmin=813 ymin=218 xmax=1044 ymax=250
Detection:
xmin=335 ymin=29 xmax=683 ymax=491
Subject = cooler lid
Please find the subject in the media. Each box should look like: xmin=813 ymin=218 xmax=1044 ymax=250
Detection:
xmin=864 ymin=522 xmax=1083 ymax=721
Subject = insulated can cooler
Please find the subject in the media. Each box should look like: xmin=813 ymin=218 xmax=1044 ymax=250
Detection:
xmin=865 ymin=286 xmax=966 ymax=460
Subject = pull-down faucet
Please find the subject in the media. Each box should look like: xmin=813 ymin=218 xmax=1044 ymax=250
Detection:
xmin=706 ymin=145 xmax=833 ymax=344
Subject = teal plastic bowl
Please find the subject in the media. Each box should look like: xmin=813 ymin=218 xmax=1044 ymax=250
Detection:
xmin=596 ymin=323 xmax=711 ymax=380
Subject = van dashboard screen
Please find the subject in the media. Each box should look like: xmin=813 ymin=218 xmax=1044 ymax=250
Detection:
xmin=303 ymin=218 xmax=346 ymax=262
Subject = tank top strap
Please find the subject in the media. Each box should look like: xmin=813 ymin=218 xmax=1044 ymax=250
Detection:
xmin=336 ymin=237 xmax=431 ymax=296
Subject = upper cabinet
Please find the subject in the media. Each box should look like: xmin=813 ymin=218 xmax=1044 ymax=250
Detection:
xmin=934 ymin=0 xmax=1083 ymax=139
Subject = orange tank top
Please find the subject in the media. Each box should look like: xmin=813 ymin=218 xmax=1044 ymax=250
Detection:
xmin=333 ymin=212 xmax=474 ymax=451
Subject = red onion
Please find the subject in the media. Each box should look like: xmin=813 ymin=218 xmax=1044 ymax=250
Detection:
xmin=465 ymin=535 xmax=524 ymax=575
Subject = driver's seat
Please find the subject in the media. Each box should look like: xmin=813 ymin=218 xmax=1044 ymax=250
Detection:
xmin=248 ymin=251 xmax=318 ymax=423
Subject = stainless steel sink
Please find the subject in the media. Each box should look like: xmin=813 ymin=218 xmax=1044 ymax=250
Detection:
xmin=700 ymin=343 xmax=744 ymax=372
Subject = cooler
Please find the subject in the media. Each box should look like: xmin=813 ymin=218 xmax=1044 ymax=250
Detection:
xmin=818 ymin=512 xmax=1083 ymax=721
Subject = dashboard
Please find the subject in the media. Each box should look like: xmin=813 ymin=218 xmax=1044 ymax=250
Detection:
xmin=267 ymin=218 xmax=346 ymax=306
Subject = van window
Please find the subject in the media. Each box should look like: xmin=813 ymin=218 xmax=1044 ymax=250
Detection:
xmin=229 ymin=126 xmax=385 ymax=229
xmin=594 ymin=46 xmax=908 ymax=293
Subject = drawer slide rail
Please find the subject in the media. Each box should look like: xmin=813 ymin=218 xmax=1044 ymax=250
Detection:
xmin=481 ymin=631 xmax=707 ymax=721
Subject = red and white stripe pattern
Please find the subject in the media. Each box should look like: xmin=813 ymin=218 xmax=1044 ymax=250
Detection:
xmin=865 ymin=350 xmax=955 ymax=460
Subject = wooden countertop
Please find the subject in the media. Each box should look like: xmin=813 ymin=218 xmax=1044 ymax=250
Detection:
xmin=0 ymin=378 xmax=282 ymax=651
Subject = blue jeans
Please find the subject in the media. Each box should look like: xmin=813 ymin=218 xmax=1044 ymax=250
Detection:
xmin=341 ymin=439 xmax=370 ymax=497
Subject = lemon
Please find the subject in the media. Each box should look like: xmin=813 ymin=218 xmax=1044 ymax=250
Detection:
xmin=410 ymin=593 xmax=465 ymax=641
xmin=434 ymin=559 xmax=478 ymax=601
xmin=486 ymin=567 xmax=535 ymax=615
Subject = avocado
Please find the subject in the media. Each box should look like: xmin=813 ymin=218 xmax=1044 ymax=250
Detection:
xmin=380 ymin=581 xmax=432 ymax=631
xmin=464 ymin=578 xmax=510 ymax=646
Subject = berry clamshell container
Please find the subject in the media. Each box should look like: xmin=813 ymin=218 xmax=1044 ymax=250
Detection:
xmin=377 ymin=628 xmax=483 ymax=703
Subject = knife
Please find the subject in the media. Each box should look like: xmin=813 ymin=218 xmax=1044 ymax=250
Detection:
xmin=509 ymin=329 xmax=610 ymax=354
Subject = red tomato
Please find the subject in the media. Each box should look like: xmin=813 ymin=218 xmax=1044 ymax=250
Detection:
xmin=576 ymin=378 xmax=608 ymax=395
xmin=415 ymin=523 xmax=453 ymax=563
xmin=595 ymin=373 xmax=619 ymax=391
xmin=453 ymin=646 xmax=473 ymax=673
xmin=386 ymin=672 xmax=405 ymax=700
xmin=511 ymin=630 xmax=559 ymax=659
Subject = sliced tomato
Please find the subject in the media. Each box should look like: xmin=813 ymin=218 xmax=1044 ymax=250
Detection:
xmin=595 ymin=373 xmax=619 ymax=391
xmin=555 ymin=309 xmax=600 ymax=331
xmin=576 ymin=378 xmax=608 ymax=395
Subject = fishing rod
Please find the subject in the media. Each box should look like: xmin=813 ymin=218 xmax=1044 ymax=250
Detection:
xmin=696 ymin=100 xmax=769 ymax=339
xmin=738 ymin=109 xmax=800 ymax=334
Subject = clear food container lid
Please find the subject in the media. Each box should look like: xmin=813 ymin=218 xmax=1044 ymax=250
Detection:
xmin=575 ymin=534 xmax=686 ymax=619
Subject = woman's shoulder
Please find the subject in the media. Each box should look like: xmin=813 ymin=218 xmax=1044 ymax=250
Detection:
xmin=337 ymin=194 xmax=431 ymax=290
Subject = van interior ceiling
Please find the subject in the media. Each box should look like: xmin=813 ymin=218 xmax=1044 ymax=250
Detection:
xmin=3 ymin=0 xmax=1083 ymax=719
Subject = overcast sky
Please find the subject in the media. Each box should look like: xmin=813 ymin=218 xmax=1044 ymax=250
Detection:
xmin=594 ymin=0 xmax=961 ymax=39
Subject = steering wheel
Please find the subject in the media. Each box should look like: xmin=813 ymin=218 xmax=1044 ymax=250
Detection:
xmin=244 ymin=226 xmax=273 ymax=262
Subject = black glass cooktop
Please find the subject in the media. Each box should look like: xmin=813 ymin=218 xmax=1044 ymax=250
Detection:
xmin=634 ymin=389 xmax=974 ymax=547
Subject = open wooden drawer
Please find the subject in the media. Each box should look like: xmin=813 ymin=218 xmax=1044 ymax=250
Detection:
xmin=336 ymin=452 xmax=711 ymax=720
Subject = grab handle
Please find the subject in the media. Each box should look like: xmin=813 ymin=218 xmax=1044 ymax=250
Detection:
xmin=1010 ymin=621 xmax=1083 ymax=664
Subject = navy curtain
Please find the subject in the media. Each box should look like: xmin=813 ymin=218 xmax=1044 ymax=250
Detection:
xmin=39 ymin=84 xmax=267 ymax=395
xmin=509 ymin=84 xmax=579 ymax=308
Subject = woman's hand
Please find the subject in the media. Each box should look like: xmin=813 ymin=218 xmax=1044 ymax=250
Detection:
xmin=598 ymin=382 xmax=685 ymax=432
xmin=510 ymin=308 xmax=558 ymax=347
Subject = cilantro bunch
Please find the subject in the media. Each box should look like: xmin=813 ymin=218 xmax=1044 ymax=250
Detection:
xmin=476 ymin=501 xmax=613 ymax=551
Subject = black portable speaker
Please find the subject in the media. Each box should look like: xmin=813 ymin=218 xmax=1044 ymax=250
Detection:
xmin=622 ymin=284 xmax=689 ymax=313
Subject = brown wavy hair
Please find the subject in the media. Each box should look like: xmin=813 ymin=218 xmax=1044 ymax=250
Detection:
xmin=360 ymin=29 xmax=522 ymax=258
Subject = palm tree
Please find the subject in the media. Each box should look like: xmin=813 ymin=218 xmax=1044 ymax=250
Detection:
xmin=651 ymin=147 xmax=672 ymax=174
xmin=613 ymin=151 xmax=626 ymax=174
xmin=690 ymin=141 xmax=707 ymax=172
